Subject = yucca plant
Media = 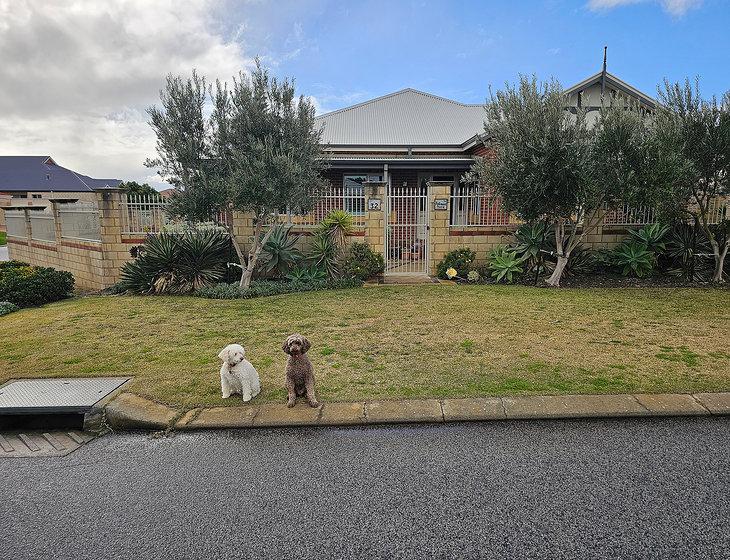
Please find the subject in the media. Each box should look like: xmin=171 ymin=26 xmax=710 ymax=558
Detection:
xmin=319 ymin=210 xmax=353 ymax=254
xmin=665 ymin=224 xmax=714 ymax=281
xmin=611 ymin=241 xmax=656 ymax=278
xmin=260 ymin=225 xmax=302 ymax=276
xmin=487 ymin=247 xmax=523 ymax=284
xmin=308 ymin=233 xmax=339 ymax=278
xmin=627 ymin=223 xmax=670 ymax=255
xmin=119 ymin=230 xmax=230 ymax=294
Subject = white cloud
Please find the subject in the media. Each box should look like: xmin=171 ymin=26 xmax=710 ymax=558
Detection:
xmin=587 ymin=0 xmax=702 ymax=16
xmin=0 ymin=0 xmax=252 ymax=187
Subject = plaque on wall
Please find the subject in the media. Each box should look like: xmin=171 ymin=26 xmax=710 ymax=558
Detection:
xmin=368 ymin=198 xmax=382 ymax=211
xmin=434 ymin=198 xmax=448 ymax=211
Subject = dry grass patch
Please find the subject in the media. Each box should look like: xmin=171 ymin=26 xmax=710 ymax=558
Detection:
xmin=0 ymin=285 xmax=728 ymax=408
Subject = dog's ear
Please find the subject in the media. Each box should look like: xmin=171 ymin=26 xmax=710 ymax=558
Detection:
xmin=281 ymin=337 xmax=291 ymax=354
xmin=301 ymin=336 xmax=311 ymax=353
xmin=218 ymin=345 xmax=231 ymax=362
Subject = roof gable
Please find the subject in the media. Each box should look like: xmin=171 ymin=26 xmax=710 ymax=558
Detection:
xmin=0 ymin=156 xmax=121 ymax=192
xmin=564 ymin=71 xmax=656 ymax=109
xmin=316 ymin=89 xmax=485 ymax=147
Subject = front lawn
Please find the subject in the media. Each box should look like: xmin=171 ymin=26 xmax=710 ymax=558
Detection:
xmin=0 ymin=231 xmax=6 ymax=245
xmin=1 ymin=286 xmax=728 ymax=408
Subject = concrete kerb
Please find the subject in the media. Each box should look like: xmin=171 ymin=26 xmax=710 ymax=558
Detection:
xmin=102 ymin=392 xmax=730 ymax=431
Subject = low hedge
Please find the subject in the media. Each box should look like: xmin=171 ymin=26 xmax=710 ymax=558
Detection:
xmin=0 ymin=260 xmax=75 ymax=307
xmin=0 ymin=301 xmax=19 ymax=316
xmin=195 ymin=278 xmax=363 ymax=300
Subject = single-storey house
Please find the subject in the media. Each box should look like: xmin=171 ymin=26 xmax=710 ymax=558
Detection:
xmin=313 ymin=69 xmax=657 ymax=276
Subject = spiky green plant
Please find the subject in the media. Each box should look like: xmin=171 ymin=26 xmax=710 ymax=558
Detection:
xmin=611 ymin=241 xmax=656 ymax=278
xmin=487 ymin=247 xmax=523 ymax=284
xmin=319 ymin=210 xmax=353 ymax=254
xmin=260 ymin=225 xmax=302 ymax=276
xmin=627 ymin=223 xmax=670 ymax=255
xmin=308 ymin=233 xmax=339 ymax=278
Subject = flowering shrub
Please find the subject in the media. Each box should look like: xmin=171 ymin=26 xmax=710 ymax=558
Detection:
xmin=436 ymin=248 xmax=476 ymax=279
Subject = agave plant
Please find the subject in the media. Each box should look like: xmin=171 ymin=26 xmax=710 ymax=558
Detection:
xmin=512 ymin=222 xmax=553 ymax=268
xmin=119 ymin=230 xmax=229 ymax=294
xmin=611 ymin=240 xmax=656 ymax=278
xmin=665 ymin=224 xmax=714 ymax=281
xmin=544 ymin=244 xmax=597 ymax=277
xmin=260 ymin=225 xmax=302 ymax=276
xmin=627 ymin=223 xmax=670 ymax=255
xmin=487 ymin=247 xmax=523 ymax=284
xmin=286 ymin=265 xmax=327 ymax=283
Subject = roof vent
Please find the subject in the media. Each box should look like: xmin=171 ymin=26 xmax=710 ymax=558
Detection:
xmin=46 ymin=174 xmax=51 ymax=180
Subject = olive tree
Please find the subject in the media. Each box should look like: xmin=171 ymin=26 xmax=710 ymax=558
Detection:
xmin=651 ymin=79 xmax=729 ymax=283
xmin=467 ymin=76 xmax=657 ymax=286
xmin=146 ymin=61 xmax=327 ymax=289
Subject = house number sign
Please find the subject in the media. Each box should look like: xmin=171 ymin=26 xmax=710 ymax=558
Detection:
xmin=434 ymin=198 xmax=448 ymax=211
xmin=368 ymin=198 xmax=382 ymax=211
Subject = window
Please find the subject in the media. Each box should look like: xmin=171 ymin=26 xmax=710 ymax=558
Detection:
xmin=343 ymin=174 xmax=379 ymax=215
xmin=31 ymin=194 xmax=43 ymax=199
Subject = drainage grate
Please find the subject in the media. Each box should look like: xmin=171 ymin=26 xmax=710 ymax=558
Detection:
xmin=0 ymin=378 xmax=130 ymax=414
xmin=0 ymin=430 xmax=94 ymax=458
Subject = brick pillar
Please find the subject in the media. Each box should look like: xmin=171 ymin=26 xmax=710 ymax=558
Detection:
xmin=22 ymin=208 xmax=32 ymax=251
xmin=50 ymin=201 xmax=63 ymax=246
xmin=96 ymin=188 xmax=124 ymax=288
xmin=231 ymin=210 xmax=255 ymax=252
xmin=363 ymin=181 xmax=386 ymax=257
xmin=427 ymin=181 xmax=452 ymax=276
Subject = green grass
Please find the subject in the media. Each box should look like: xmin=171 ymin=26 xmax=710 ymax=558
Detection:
xmin=0 ymin=231 xmax=6 ymax=245
xmin=0 ymin=285 xmax=728 ymax=409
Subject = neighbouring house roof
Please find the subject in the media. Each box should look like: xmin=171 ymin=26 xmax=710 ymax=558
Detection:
xmin=564 ymin=71 xmax=657 ymax=109
xmin=316 ymin=89 xmax=486 ymax=148
xmin=0 ymin=156 xmax=121 ymax=193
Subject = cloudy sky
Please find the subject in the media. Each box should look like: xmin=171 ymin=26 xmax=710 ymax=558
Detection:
xmin=0 ymin=0 xmax=727 ymax=189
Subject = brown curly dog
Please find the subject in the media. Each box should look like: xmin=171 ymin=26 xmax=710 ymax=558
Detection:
xmin=282 ymin=333 xmax=320 ymax=408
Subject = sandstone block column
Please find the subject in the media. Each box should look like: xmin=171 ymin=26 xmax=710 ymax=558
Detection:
xmin=363 ymin=181 xmax=386 ymax=258
xmin=427 ymin=180 xmax=452 ymax=276
xmin=96 ymin=188 xmax=125 ymax=288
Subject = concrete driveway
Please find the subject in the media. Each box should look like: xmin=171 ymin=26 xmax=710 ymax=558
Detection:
xmin=2 ymin=417 xmax=728 ymax=559
xmin=0 ymin=245 xmax=8 ymax=261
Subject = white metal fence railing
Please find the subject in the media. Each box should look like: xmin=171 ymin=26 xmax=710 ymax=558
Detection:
xmin=277 ymin=186 xmax=366 ymax=229
xmin=449 ymin=186 xmax=516 ymax=227
xmin=121 ymin=194 xmax=233 ymax=235
xmin=59 ymin=202 xmax=101 ymax=242
xmin=602 ymin=203 xmax=657 ymax=226
xmin=4 ymin=210 xmax=27 ymax=238
xmin=30 ymin=212 xmax=56 ymax=242
xmin=707 ymin=197 xmax=728 ymax=225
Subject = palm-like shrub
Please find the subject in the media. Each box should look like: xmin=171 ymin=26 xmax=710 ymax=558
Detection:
xmin=512 ymin=222 xmax=553 ymax=271
xmin=260 ymin=225 xmax=302 ymax=276
xmin=487 ymin=247 xmax=523 ymax=283
xmin=611 ymin=241 xmax=656 ymax=278
xmin=319 ymin=210 xmax=354 ymax=254
xmin=308 ymin=233 xmax=339 ymax=278
xmin=119 ymin=230 xmax=230 ymax=294
xmin=665 ymin=224 xmax=714 ymax=280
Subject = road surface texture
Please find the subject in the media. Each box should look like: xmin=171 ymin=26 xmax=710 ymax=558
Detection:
xmin=2 ymin=417 xmax=728 ymax=559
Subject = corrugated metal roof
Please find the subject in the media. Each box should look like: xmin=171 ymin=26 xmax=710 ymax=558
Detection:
xmin=0 ymin=156 xmax=121 ymax=192
xmin=316 ymin=89 xmax=485 ymax=147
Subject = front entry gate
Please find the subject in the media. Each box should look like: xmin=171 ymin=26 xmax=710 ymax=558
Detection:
xmin=385 ymin=182 xmax=429 ymax=275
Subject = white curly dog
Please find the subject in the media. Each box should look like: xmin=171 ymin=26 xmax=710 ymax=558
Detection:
xmin=217 ymin=343 xmax=261 ymax=402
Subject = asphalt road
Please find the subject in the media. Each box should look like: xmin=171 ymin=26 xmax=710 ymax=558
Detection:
xmin=2 ymin=417 xmax=728 ymax=560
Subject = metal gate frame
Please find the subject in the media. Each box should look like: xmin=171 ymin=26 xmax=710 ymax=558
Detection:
xmin=384 ymin=177 xmax=430 ymax=276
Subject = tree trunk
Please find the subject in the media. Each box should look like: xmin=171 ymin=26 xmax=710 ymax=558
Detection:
xmin=239 ymin=218 xmax=276 ymax=290
xmin=546 ymin=256 xmax=569 ymax=287
xmin=710 ymin=238 xmax=727 ymax=283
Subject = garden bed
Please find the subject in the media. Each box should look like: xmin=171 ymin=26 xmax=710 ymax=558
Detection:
xmin=0 ymin=285 xmax=728 ymax=409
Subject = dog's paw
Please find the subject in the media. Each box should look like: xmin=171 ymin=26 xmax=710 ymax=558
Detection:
xmin=286 ymin=400 xmax=296 ymax=408
xmin=222 ymin=394 xmax=231 ymax=399
xmin=308 ymin=400 xmax=320 ymax=408
xmin=242 ymin=394 xmax=252 ymax=402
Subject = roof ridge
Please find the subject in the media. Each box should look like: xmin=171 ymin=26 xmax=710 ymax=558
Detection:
xmin=315 ymin=88 xmax=483 ymax=119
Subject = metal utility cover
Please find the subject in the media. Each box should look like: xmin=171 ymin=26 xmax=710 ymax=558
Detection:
xmin=0 ymin=378 xmax=130 ymax=414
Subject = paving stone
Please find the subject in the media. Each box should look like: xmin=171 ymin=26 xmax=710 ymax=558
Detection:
xmin=442 ymin=398 xmax=505 ymax=422
xmin=252 ymin=402 xmax=321 ymax=427
xmin=184 ymin=406 xmax=258 ymax=429
xmin=503 ymin=394 xmax=649 ymax=419
xmin=175 ymin=408 xmax=201 ymax=428
xmin=318 ymin=402 xmax=366 ymax=425
xmin=634 ymin=394 xmax=709 ymax=416
xmin=366 ymin=399 xmax=443 ymax=424
xmin=692 ymin=392 xmax=730 ymax=415
xmin=104 ymin=393 xmax=177 ymax=430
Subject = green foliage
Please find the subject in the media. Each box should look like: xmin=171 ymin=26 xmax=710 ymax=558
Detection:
xmin=119 ymin=230 xmax=230 ymax=294
xmin=308 ymin=233 xmax=339 ymax=278
xmin=564 ymin=245 xmax=597 ymax=276
xmin=260 ymin=225 xmax=302 ymax=276
xmin=341 ymin=242 xmax=384 ymax=280
xmin=611 ymin=241 xmax=657 ymax=278
xmin=195 ymin=278 xmax=362 ymax=299
xmin=487 ymin=247 xmax=523 ymax=283
xmin=285 ymin=265 xmax=327 ymax=283
xmin=0 ymin=231 xmax=6 ymax=246
xmin=0 ymin=263 xmax=74 ymax=307
xmin=467 ymin=270 xmax=481 ymax=283
xmin=319 ymin=210 xmax=354 ymax=253
xmin=665 ymin=223 xmax=714 ymax=280
xmin=511 ymin=221 xmax=554 ymax=274
xmin=627 ymin=223 xmax=670 ymax=255
xmin=118 ymin=181 xmax=158 ymax=197
xmin=0 ymin=301 xmax=20 ymax=316
xmin=436 ymin=247 xmax=476 ymax=279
